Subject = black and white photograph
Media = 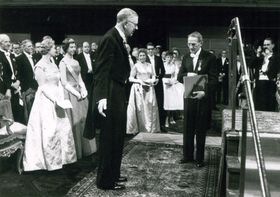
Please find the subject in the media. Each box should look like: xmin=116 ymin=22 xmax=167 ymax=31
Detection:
xmin=0 ymin=1 xmax=280 ymax=196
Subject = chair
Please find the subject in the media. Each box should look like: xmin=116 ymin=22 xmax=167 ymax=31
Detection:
xmin=0 ymin=99 xmax=26 ymax=174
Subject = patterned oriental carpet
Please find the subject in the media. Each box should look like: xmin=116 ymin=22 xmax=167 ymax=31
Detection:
xmin=67 ymin=141 xmax=221 ymax=197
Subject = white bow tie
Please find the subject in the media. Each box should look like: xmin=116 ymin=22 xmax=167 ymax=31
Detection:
xmin=190 ymin=53 xmax=196 ymax=58
xmin=5 ymin=52 xmax=10 ymax=57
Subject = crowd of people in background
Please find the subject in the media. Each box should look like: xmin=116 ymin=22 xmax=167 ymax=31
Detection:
xmin=1 ymin=29 xmax=280 ymax=172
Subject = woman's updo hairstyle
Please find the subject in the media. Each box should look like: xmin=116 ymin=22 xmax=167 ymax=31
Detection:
xmin=40 ymin=38 xmax=55 ymax=55
xmin=138 ymin=48 xmax=147 ymax=57
xmin=62 ymin=38 xmax=75 ymax=53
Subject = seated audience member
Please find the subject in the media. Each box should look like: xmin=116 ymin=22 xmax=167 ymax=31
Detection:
xmin=23 ymin=38 xmax=77 ymax=171
xmin=126 ymin=48 xmax=160 ymax=134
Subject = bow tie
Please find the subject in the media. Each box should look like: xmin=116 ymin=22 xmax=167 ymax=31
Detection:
xmin=5 ymin=52 xmax=10 ymax=57
xmin=190 ymin=53 xmax=196 ymax=58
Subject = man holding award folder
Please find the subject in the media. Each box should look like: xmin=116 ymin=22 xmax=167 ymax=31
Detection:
xmin=177 ymin=31 xmax=217 ymax=167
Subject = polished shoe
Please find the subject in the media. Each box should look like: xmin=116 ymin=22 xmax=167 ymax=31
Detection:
xmin=112 ymin=183 xmax=126 ymax=190
xmin=117 ymin=176 xmax=128 ymax=182
xmin=179 ymin=158 xmax=194 ymax=164
xmin=196 ymin=161 xmax=205 ymax=168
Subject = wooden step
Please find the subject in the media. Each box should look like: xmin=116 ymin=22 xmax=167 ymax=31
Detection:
xmin=226 ymin=189 xmax=239 ymax=197
xmin=226 ymin=156 xmax=240 ymax=190
xmin=226 ymin=132 xmax=239 ymax=156
xmin=240 ymin=133 xmax=280 ymax=158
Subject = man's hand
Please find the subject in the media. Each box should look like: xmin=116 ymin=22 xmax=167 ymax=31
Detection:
xmin=5 ymin=89 xmax=11 ymax=99
xmin=11 ymin=80 xmax=20 ymax=90
xmin=98 ymin=99 xmax=107 ymax=117
xmin=81 ymin=90 xmax=88 ymax=99
xmin=191 ymin=91 xmax=205 ymax=100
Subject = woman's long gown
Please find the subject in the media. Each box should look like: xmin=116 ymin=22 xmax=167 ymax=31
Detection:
xmin=126 ymin=62 xmax=160 ymax=134
xmin=162 ymin=62 xmax=184 ymax=110
xmin=23 ymin=59 xmax=77 ymax=171
xmin=59 ymin=56 xmax=96 ymax=159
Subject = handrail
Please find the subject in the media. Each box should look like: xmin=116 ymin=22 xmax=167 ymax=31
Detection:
xmin=228 ymin=17 xmax=270 ymax=197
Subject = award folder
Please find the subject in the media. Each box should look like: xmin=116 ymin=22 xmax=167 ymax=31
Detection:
xmin=183 ymin=75 xmax=208 ymax=98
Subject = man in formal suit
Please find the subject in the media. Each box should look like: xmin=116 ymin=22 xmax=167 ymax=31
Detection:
xmin=216 ymin=50 xmax=229 ymax=105
xmin=84 ymin=8 xmax=138 ymax=190
xmin=0 ymin=34 xmax=24 ymax=123
xmin=33 ymin=42 xmax=42 ymax=64
xmin=90 ymin=42 xmax=98 ymax=56
xmin=177 ymin=31 xmax=217 ymax=167
xmin=76 ymin=42 xmax=95 ymax=93
xmin=54 ymin=45 xmax=63 ymax=66
xmin=251 ymin=37 xmax=279 ymax=111
xmin=16 ymin=39 xmax=38 ymax=122
xmin=146 ymin=42 xmax=166 ymax=132
xmin=12 ymin=43 xmax=22 ymax=57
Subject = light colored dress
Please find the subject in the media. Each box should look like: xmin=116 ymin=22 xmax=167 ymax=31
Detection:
xmin=163 ymin=62 xmax=184 ymax=110
xmin=23 ymin=58 xmax=77 ymax=171
xmin=59 ymin=56 xmax=96 ymax=159
xmin=126 ymin=62 xmax=160 ymax=134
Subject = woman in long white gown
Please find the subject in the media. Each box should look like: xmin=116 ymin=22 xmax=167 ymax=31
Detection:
xmin=23 ymin=38 xmax=77 ymax=171
xmin=126 ymin=48 xmax=160 ymax=134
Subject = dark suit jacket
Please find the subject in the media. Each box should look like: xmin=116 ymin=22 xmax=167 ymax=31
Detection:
xmin=76 ymin=52 xmax=95 ymax=91
xmin=251 ymin=54 xmax=279 ymax=82
xmin=178 ymin=49 xmax=218 ymax=90
xmin=16 ymin=53 xmax=38 ymax=92
xmin=54 ymin=54 xmax=63 ymax=66
xmin=84 ymin=27 xmax=130 ymax=139
xmin=178 ymin=49 xmax=217 ymax=130
xmin=147 ymin=55 xmax=165 ymax=79
xmin=0 ymin=51 xmax=17 ymax=93
xmin=217 ymin=57 xmax=229 ymax=82
xmin=33 ymin=52 xmax=42 ymax=65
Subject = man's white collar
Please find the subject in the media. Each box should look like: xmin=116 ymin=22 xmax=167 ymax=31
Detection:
xmin=115 ymin=25 xmax=127 ymax=43
xmin=190 ymin=48 xmax=201 ymax=58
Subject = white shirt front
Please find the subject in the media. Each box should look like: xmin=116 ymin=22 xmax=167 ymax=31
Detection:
xmin=148 ymin=55 xmax=155 ymax=71
xmin=190 ymin=48 xmax=202 ymax=71
xmin=83 ymin=52 xmax=93 ymax=73
xmin=259 ymin=54 xmax=272 ymax=80
xmin=0 ymin=49 xmax=15 ymax=80
xmin=24 ymin=52 xmax=34 ymax=69
xmin=222 ymin=57 xmax=226 ymax=65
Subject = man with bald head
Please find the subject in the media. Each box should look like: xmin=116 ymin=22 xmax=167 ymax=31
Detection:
xmin=84 ymin=8 xmax=138 ymax=190
xmin=76 ymin=41 xmax=95 ymax=92
xmin=0 ymin=34 xmax=24 ymax=123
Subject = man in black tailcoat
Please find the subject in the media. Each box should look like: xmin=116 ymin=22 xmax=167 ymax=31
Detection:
xmin=178 ymin=31 xmax=217 ymax=167
xmin=76 ymin=41 xmax=95 ymax=93
xmin=0 ymin=34 xmax=24 ymax=123
xmin=84 ymin=8 xmax=138 ymax=190
xmin=216 ymin=50 xmax=229 ymax=105
xmin=251 ymin=37 xmax=279 ymax=111
xmin=16 ymin=39 xmax=38 ymax=122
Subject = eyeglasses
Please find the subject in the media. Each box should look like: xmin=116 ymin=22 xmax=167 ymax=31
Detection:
xmin=127 ymin=20 xmax=138 ymax=29
xmin=187 ymin=43 xmax=199 ymax=47
xmin=147 ymin=48 xmax=154 ymax=51
xmin=263 ymin=44 xmax=271 ymax=46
